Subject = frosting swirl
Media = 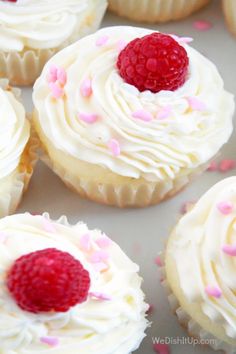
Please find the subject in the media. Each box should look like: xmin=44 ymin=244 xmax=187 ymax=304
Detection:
xmin=33 ymin=26 xmax=234 ymax=182
xmin=0 ymin=80 xmax=29 ymax=181
xmin=0 ymin=213 xmax=148 ymax=353
xmin=170 ymin=177 xmax=236 ymax=342
xmin=0 ymin=0 xmax=107 ymax=51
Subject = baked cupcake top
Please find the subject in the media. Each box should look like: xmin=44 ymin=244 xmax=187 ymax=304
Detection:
xmin=0 ymin=79 xmax=29 ymax=180
xmin=167 ymin=176 xmax=236 ymax=342
xmin=33 ymin=26 xmax=234 ymax=182
xmin=0 ymin=0 xmax=107 ymax=52
xmin=0 ymin=213 xmax=148 ymax=353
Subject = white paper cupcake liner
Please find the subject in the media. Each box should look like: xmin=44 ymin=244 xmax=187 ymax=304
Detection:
xmin=222 ymin=0 xmax=236 ymax=37
xmin=160 ymin=254 xmax=236 ymax=354
xmin=108 ymin=0 xmax=210 ymax=23
xmin=38 ymin=142 xmax=207 ymax=208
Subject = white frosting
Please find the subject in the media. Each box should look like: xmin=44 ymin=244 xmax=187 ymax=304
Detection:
xmin=33 ymin=26 xmax=234 ymax=182
xmin=0 ymin=81 xmax=29 ymax=182
xmin=172 ymin=177 xmax=236 ymax=342
xmin=0 ymin=0 xmax=107 ymax=51
xmin=0 ymin=213 xmax=148 ymax=353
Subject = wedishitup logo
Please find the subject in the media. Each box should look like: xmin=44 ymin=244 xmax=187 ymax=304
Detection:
xmin=152 ymin=336 xmax=217 ymax=347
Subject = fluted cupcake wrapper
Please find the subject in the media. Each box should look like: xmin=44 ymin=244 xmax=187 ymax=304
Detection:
xmin=108 ymin=0 xmax=210 ymax=23
xmin=222 ymin=0 xmax=236 ymax=37
xmin=160 ymin=254 xmax=236 ymax=354
xmin=38 ymin=144 xmax=207 ymax=208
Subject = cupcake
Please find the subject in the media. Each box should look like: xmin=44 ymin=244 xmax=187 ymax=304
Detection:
xmin=33 ymin=26 xmax=234 ymax=208
xmin=0 ymin=0 xmax=107 ymax=86
xmin=164 ymin=176 xmax=236 ymax=352
xmin=0 ymin=212 xmax=148 ymax=353
xmin=222 ymin=0 xmax=236 ymax=37
xmin=0 ymin=79 xmax=36 ymax=217
xmin=108 ymin=0 xmax=210 ymax=23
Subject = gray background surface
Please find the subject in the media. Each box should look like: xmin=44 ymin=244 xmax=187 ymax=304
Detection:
xmin=20 ymin=1 xmax=236 ymax=352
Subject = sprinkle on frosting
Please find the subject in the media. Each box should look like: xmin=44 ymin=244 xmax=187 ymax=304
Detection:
xmin=205 ymin=285 xmax=222 ymax=298
xmin=93 ymin=262 xmax=108 ymax=272
xmin=90 ymin=250 xmax=109 ymax=263
xmin=80 ymin=78 xmax=93 ymax=98
xmin=217 ymin=201 xmax=233 ymax=215
xmin=108 ymin=139 xmax=121 ymax=157
xmin=49 ymin=82 xmax=64 ymax=99
xmin=80 ymin=233 xmax=91 ymax=252
xmin=96 ymin=35 xmax=109 ymax=47
xmin=78 ymin=112 xmax=98 ymax=124
xmin=222 ymin=244 xmax=236 ymax=257
xmin=47 ymin=65 xmax=67 ymax=99
xmin=187 ymin=97 xmax=206 ymax=111
xmin=96 ymin=235 xmax=111 ymax=249
xmin=156 ymin=106 xmax=172 ymax=120
xmin=170 ymin=34 xmax=193 ymax=44
xmin=89 ymin=292 xmax=112 ymax=301
xmin=132 ymin=110 xmax=153 ymax=122
xmin=42 ymin=218 xmax=57 ymax=233
xmin=40 ymin=336 xmax=59 ymax=347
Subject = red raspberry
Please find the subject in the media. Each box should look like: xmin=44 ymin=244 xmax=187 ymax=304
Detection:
xmin=7 ymin=248 xmax=91 ymax=313
xmin=117 ymin=33 xmax=189 ymax=93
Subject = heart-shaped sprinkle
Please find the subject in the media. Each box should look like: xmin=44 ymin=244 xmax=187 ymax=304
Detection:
xmin=205 ymin=285 xmax=222 ymax=298
xmin=217 ymin=201 xmax=233 ymax=215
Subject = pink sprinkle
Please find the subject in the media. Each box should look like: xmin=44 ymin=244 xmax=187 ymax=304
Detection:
xmin=132 ymin=109 xmax=153 ymax=122
xmin=146 ymin=304 xmax=155 ymax=315
xmin=42 ymin=218 xmax=56 ymax=233
xmin=205 ymin=285 xmax=222 ymax=298
xmin=219 ymin=159 xmax=236 ymax=173
xmin=108 ymin=139 xmax=121 ymax=157
xmin=222 ymin=244 xmax=236 ymax=257
xmin=57 ymin=67 xmax=67 ymax=86
xmin=117 ymin=39 xmax=127 ymax=51
xmin=48 ymin=65 xmax=58 ymax=82
xmin=80 ymin=78 xmax=93 ymax=98
xmin=78 ymin=112 xmax=98 ymax=124
xmin=187 ymin=97 xmax=206 ymax=111
xmin=207 ymin=161 xmax=218 ymax=172
xmin=217 ymin=201 xmax=233 ymax=215
xmin=89 ymin=292 xmax=112 ymax=301
xmin=155 ymin=256 xmax=163 ymax=267
xmin=93 ymin=262 xmax=108 ymax=272
xmin=157 ymin=106 xmax=172 ymax=120
xmin=153 ymin=343 xmax=170 ymax=354
xmin=80 ymin=233 xmax=91 ymax=252
xmin=0 ymin=231 xmax=7 ymax=243
xmin=96 ymin=235 xmax=111 ymax=249
xmin=90 ymin=250 xmax=109 ymax=263
xmin=49 ymin=82 xmax=64 ymax=99
xmin=96 ymin=35 xmax=109 ymax=47
xmin=178 ymin=37 xmax=193 ymax=44
xmin=193 ymin=20 xmax=212 ymax=31
xmin=40 ymin=336 xmax=59 ymax=347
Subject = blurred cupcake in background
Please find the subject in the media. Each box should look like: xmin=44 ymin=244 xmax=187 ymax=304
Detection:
xmin=108 ymin=0 xmax=211 ymax=23
xmin=222 ymin=0 xmax=236 ymax=36
xmin=33 ymin=26 xmax=234 ymax=208
xmin=164 ymin=177 xmax=236 ymax=353
xmin=0 ymin=79 xmax=37 ymax=217
xmin=0 ymin=0 xmax=107 ymax=86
